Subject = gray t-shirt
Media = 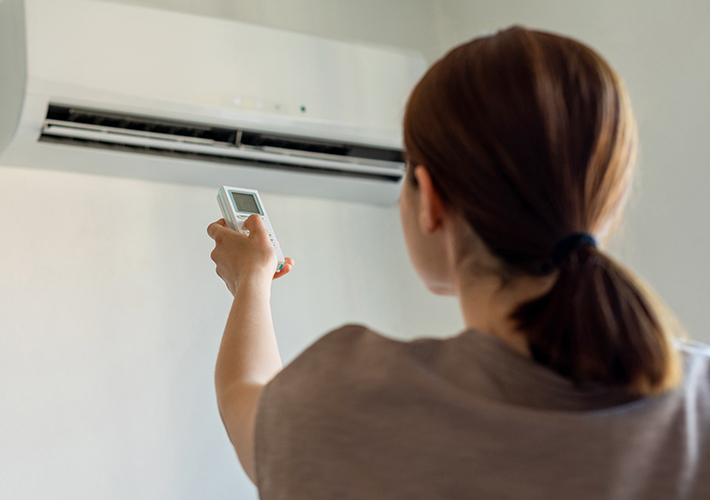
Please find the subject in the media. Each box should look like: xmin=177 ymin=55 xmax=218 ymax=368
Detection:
xmin=254 ymin=324 xmax=710 ymax=499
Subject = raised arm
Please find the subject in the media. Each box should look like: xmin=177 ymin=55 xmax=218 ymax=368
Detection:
xmin=207 ymin=215 xmax=294 ymax=483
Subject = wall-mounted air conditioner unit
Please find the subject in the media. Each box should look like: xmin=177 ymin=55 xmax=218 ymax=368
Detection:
xmin=0 ymin=0 xmax=426 ymax=204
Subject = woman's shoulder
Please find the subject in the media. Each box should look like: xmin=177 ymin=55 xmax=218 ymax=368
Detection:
xmin=677 ymin=339 xmax=710 ymax=387
xmin=273 ymin=323 xmax=402 ymax=380
xmin=256 ymin=325 xmax=407 ymax=434
xmin=262 ymin=323 xmax=432 ymax=402
xmin=678 ymin=338 xmax=710 ymax=358
xmin=677 ymin=338 xmax=710 ymax=376
xmin=304 ymin=323 xmax=451 ymax=369
xmin=313 ymin=323 xmax=403 ymax=354
xmin=316 ymin=322 xmax=385 ymax=346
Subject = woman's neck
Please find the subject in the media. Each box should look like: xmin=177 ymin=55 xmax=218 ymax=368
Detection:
xmin=456 ymin=271 xmax=559 ymax=357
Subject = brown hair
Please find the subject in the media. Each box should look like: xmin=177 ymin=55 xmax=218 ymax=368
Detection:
xmin=404 ymin=26 xmax=682 ymax=395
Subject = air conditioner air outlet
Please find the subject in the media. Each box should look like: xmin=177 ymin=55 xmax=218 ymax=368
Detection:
xmin=40 ymin=104 xmax=406 ymax=182
xmin=45 ymin=105 xmax=237 ymax=144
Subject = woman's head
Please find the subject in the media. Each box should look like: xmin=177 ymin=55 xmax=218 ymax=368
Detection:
xmin=400 ymin=26 xmax=681 ymax=395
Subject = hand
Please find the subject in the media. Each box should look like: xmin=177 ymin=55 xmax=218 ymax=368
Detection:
xmin=207 ymin=216 xmax=294 ymax=295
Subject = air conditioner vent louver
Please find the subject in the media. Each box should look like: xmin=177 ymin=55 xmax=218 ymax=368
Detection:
xmin=239 ymin=132 xmax=403 ymax=163
xmin=45 ymin=105 xmax=238 ymax=144
xmin=40 ymin=105 xmax=405 ymax=183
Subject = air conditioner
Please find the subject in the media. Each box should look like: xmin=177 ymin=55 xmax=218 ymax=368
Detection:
xmin=0 ymin=0 xmax=426 ymax=204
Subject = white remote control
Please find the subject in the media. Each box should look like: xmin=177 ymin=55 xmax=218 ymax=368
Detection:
xmin=217 ymin=186 xmax=285 ymax=272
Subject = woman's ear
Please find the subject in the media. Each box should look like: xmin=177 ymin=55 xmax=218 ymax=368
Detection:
xmin=413 ymin=165 xmax=445 ymax=234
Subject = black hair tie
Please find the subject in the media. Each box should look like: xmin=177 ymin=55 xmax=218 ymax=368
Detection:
xmin=550 ymin=232 xmax=597 ymax=267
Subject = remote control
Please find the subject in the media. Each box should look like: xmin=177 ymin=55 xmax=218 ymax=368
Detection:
xmin=217 ymin=186 xmax=285 ymax=272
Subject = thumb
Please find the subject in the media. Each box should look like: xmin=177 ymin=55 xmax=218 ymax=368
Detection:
xmin=207 ymin=219 xmax=229 ymax=240
xmin=243 ymin=214 xmax=267 ymax=237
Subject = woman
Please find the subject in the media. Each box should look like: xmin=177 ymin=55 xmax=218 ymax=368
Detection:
xmin=207 ymin=26 xmax=710 ymax=499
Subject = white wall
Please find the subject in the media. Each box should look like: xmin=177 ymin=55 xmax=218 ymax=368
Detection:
xmin=3 ymin=1 xmax=709 ymax=499
xmin=434 ymin=0 xmax=710 ymax=342
xmin=0 ymin=3 xmax=460 ymax=499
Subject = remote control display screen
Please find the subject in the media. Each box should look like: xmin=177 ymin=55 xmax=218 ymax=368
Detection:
xmin=231 ymin=192 xmax=263 ymax=215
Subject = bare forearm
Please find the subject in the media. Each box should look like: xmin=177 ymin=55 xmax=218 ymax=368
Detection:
xmin=207 ymin=215 xmax=293 ymax=483
xmin=215 ymin=274 xmax=283 ymax=395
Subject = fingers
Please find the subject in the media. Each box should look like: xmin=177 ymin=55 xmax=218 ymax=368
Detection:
xmin=208 ymin=219 xmax=239 ymax=241
xmin=273 ymin=257 xmax=295 ymax=280
xmin=243 ymin=214 xmax=268 ymax=237
xmin=207 ymin=219 xmax=229 ymax=240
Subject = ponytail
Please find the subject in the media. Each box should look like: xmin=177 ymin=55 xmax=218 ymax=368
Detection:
xmin=510 ymin=245 xmax=681 ymax=395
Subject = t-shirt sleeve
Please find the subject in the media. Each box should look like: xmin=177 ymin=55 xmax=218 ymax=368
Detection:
xmin=253 ymin=323 xmax=379 ymax=493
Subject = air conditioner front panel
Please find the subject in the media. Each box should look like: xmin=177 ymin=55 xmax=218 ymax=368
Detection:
xmin=24 ymin=0 xmax=423 ymax=147
xmin=0 ymin=0 xmax=425 ymax=205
